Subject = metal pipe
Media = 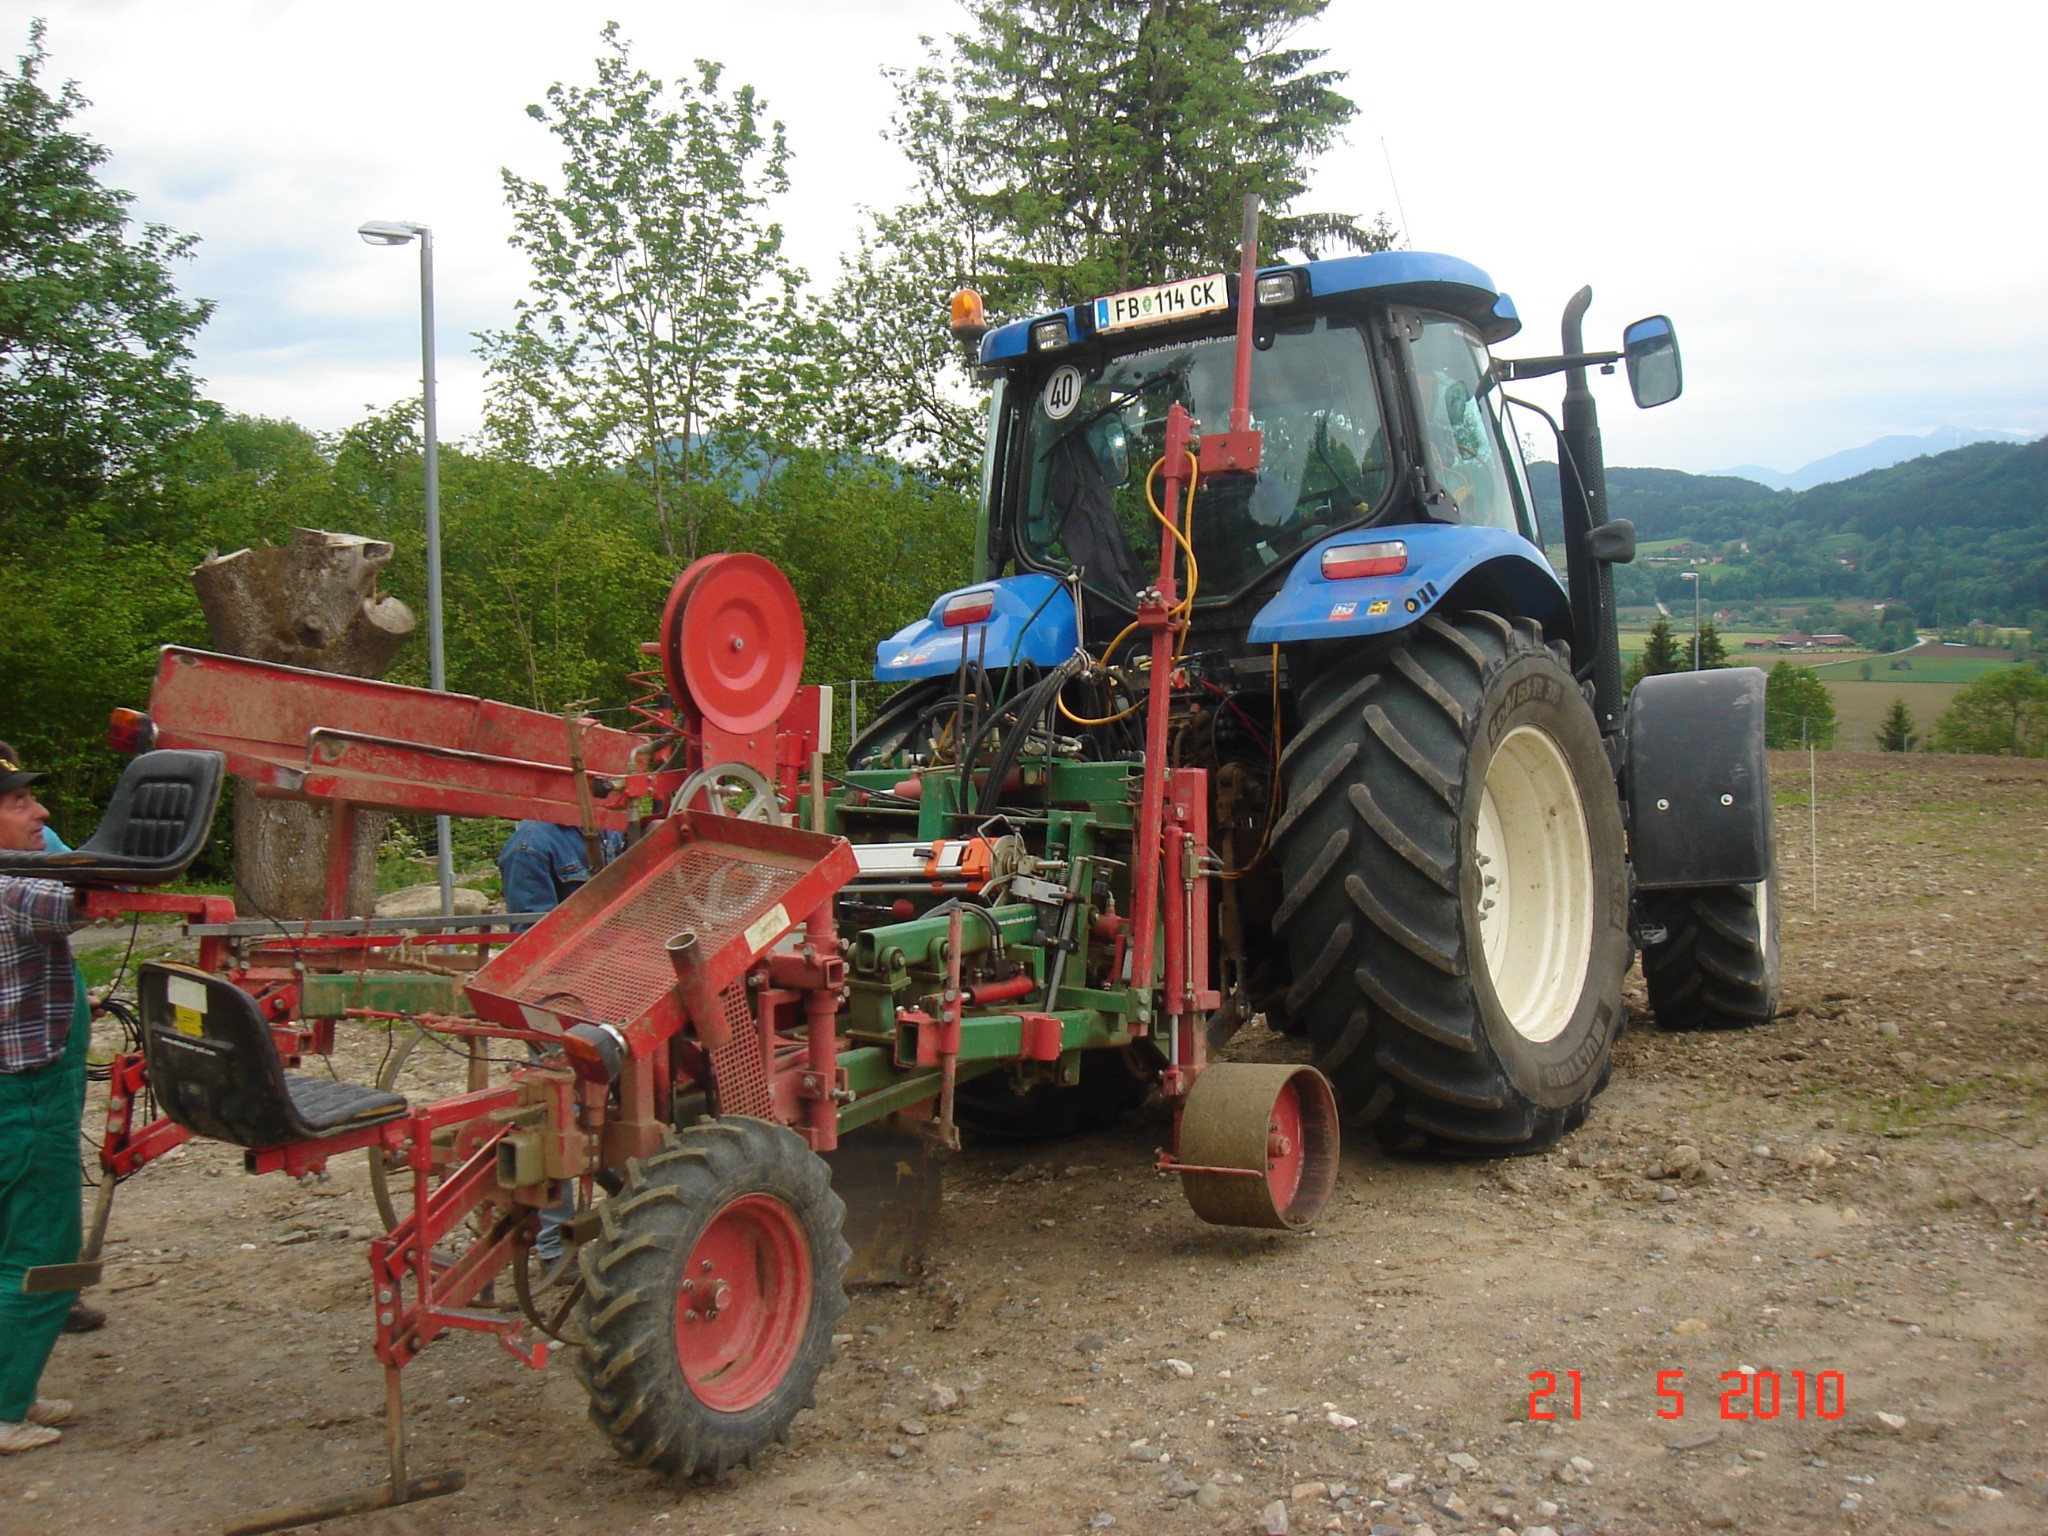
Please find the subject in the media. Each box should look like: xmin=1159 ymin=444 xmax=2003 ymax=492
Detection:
xmin=416 ymin=228 xmax=453 ymax=917
xmin=935 ymin=908 xmax=963 ymax=1149
xmin=1229 ymin=193 xmax=1260 ymax=435
xmin=1557 ymin=286 xmax=1622 ymax=733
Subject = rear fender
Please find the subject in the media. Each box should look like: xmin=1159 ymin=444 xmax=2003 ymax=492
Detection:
xmin=1246 ymin=523 xmax=1569 ymax=644
xmin=1625 ymin=667 xmax=1773 ymax=889
xmin=873 ymin=574 xmax=1078 ymax=680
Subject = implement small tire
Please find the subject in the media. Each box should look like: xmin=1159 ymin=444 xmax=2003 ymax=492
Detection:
xmin=573 ymin=1116 xmax=848 ymax=1479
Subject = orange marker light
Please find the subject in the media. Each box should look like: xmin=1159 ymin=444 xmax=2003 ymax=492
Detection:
xmin=949 ymin=287 xmax=988 ymax=344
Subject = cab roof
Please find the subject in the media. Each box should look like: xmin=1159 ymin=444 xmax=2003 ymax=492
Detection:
xmin=979 ymin=251 xmax=1520 ymax=366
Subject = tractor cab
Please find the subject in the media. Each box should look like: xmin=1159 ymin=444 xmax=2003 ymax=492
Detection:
xmin=875 ymin=250 xmax=1682 ymax=691
xmin=980 ymin=254 xmax=1539 ymax=631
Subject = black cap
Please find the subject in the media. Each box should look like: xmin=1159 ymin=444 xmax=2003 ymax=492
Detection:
xmin=0 ymin=739 xmax=49 ymax=795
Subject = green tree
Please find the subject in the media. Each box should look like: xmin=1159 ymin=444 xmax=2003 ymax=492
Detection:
xmin=1874 ymin=697 xmax=1917 ymax=752
xmin=1695 ymin=621 xmax=1729 ymax=669
xmin=1624 ymin=616 xmax=1685 ymax=691
xmin=1764 ymin=662 xmax=1838 ymax=749
xmin=919 ymin=0 xmax=1385 ymax=313
xmin=815 ymin=64 xmax=989 ymax=487
xmin=833 ymin=0 xmax=1391 ymax=482
xmin=0 ymin=21 xmax=214 ymax=535
xmin=479 ymin=25 xmax=814 ymax=561
xmin=1931 ymin=664 xmax=2048 ymax=757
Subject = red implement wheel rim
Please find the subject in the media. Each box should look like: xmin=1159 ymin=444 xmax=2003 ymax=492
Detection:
xmin=673 ymin=1192 xmax=813 ymax=1413
xmin=1264 ymin=1076 xmax=1307 ymax=1212
xmin=1177 ymin=1063 xmax=1338 ymax=1230
xmin=677 ymin=553 xmax=806 ymax=734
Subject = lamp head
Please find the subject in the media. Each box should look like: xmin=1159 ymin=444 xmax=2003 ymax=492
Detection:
xmin=358 ymin=219 xmax=425 ymax=247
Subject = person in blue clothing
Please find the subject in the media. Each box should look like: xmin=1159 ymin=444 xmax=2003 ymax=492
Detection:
xmin=497 ymin=820 xmax=622 ymax=1263
xmin=497 ymin=820 xmax=622 ymax=928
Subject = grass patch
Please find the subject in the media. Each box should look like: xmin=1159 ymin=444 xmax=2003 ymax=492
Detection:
xmin=1842 ymin=1079 xmax=2006 ymax=1138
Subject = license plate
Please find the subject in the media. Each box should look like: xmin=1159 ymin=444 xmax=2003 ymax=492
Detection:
xmin=1093 ymin=273 xmax=1228 ymax=333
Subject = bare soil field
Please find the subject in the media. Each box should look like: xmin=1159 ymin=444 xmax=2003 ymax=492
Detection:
xmin=16 ymin=752 xmax=2048 ymax=1536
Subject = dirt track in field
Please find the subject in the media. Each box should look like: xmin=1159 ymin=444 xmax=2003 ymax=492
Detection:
xmin=19 ymin=752 xmax=2048 ymax=1536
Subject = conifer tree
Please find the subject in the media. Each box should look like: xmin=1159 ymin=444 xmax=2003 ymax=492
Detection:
xmin=1624 ymin=616 xmax=1686 ymax=691
xmin=1694 ymin=621 xmax=1729 ymax=669
xmin=1875 ymin=698 xmax=1918 ymax=752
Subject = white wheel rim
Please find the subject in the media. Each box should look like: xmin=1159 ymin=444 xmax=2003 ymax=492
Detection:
xmin=1473 ymin=725 xmax=1595 ymax=1045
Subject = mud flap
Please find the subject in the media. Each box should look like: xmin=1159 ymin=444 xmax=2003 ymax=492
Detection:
xmin=1625 ymin=666 xmax=1772 ymax=890
xmin=823 ymin=1126 xmax=942 ymax=1286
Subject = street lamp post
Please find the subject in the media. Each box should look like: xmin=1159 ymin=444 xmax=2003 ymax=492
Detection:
xmin=358 ymin=218 xmax=452 ymax=916
xmin=1681 ymin=570 xmax=1701 ymax=671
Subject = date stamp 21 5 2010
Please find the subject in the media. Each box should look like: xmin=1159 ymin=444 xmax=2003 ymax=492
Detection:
xmin=1529 ymin=1369 xmax=1847 ymax=1421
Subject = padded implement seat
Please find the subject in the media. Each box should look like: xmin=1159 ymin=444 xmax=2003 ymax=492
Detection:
xmin=0 ymin=749 xmax=225 ymax=886
xmin=138 ymin=962 xmax=407 ymax=1148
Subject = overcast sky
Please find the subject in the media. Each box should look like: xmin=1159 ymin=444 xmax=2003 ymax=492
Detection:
xmin=16 ymin=0 xmax=2047 ymax=476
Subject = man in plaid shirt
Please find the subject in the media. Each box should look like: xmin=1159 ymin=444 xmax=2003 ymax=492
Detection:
xmin=0 ymin=740 xmax=90 ymax=1454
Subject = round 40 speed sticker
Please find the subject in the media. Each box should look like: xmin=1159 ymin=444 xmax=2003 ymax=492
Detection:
xmin=1041 ymin=364 xmax=1083 ymax=420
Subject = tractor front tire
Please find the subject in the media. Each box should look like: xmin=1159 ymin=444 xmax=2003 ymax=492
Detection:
xmin=1641 ymin=879 xmax=1780 ymax=1029
xmin=1273 ymin=613 xmax=1629 ymax=1153
xmin=574 ymin=1117 xmax=848 ymax=1479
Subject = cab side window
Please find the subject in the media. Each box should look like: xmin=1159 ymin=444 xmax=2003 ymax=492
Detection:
xmin=1410 ymin=316 xmax=1529 ymax=539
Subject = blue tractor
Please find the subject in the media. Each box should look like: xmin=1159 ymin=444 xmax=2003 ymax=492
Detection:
xmin=849 ymin=233 xmax=1778 ymax=1155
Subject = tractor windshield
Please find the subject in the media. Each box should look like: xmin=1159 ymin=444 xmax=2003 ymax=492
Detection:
xmin=1015 ymin=315 xmax=1389 ymax=607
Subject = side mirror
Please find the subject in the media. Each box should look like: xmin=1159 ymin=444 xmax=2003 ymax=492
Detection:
xmin=1587 ymin=518 xmax=1636 ymax=564
xmin=1088 ymin=415 xmax=1130 ymax=488
xmin=1623 ymin=316 xmax=1682 ymax=408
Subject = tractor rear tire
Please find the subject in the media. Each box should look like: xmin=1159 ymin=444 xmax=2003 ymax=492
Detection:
xmin=574 ymin=1116 xmax=848 ymax=1479
xmin=1641 ymin=879 xmax=1779 ymax=1029
xmin=1272 ymin=613 xmax=1629 ymax=1153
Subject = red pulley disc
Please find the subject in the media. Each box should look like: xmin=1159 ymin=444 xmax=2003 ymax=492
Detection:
xmin=672 ymin=553 xmax=806 ymax=734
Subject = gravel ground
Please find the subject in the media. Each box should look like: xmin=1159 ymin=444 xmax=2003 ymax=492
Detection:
xmin=19 ymin=751 xmax=2048 ymax=1536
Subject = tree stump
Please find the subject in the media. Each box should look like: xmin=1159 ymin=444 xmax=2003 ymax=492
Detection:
xmin=191 ymin=528 xmax=416 ymax=919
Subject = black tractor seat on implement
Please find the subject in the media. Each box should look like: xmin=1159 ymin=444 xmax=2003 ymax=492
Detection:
xmin=138 ymin=962 xmax=408 ymax=1148
xmin=0 ymin=749 xmax=225 ymax=886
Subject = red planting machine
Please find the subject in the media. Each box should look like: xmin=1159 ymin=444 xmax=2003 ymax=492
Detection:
xmin=4 ymin=229 xmax=1340 ymax=1532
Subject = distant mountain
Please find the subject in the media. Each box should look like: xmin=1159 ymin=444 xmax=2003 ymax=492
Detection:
xmin=1721 ymin=427 xmax=2033 ymax=492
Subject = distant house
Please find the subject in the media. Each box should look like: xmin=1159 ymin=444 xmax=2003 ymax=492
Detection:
xmin=1774 ymin=633 xmax=1813 ymax=649
xmin=1743 ymin=637 xmax=1778 ymax=650
xmin=1812 ymin=634 xmax=1855 ymax=648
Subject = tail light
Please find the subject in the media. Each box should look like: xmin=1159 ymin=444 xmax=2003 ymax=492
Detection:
xmin=941 ymin=591 xmax=996 ymax=627
xmin=107 ymin=708 xmax=156 ymax=755
xmin=1320 ymin=540 xmax=1408 ymax=580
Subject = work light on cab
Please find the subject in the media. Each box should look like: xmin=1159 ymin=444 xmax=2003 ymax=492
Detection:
xmin=1254 ymin=271 xmax=1302 ymax=306
xmin=1320 ymin=540 xmax=1408 ymax=580
xmin=941 ymin=590 xmax=996 ymax=627
xmin=1031 ymin=317 xmax=1073 ymax=352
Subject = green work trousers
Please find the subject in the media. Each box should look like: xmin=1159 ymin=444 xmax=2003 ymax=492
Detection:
xmin=0 ymin=972 xmax=88 ymax=1421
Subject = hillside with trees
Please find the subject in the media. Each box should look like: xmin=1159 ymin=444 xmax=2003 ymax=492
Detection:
xmin=1531 ymin=438 xmax=2048 ymax=630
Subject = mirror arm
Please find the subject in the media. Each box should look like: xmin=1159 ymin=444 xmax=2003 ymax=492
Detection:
xmin=1497 ymin=350 xmax=1623 ymax=382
